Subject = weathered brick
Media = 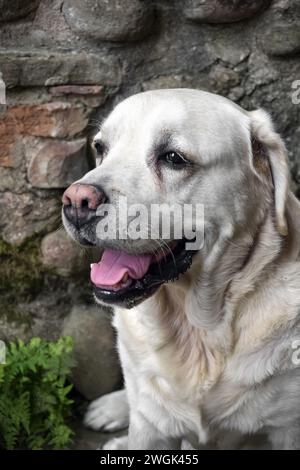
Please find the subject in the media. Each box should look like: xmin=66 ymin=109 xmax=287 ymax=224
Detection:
xmin=27 ymin=138 xmax=89 ymax=189
xmin=0 ymin=113 xmax=16 ymax=167
xmin=49 ymin=85 xmax=104 ymax=96
xmin=9 ymin=102 xmax=88 ymax=138
xmin=0 ymin=101 xmax=89 ymax=167
xmin=49 ymin=85 xmax=108 ymax=108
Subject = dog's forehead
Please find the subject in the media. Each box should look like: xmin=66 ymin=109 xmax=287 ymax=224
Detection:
xmin=103 ymin=89 xmax=246 ymax=134
xmin=102 ymin=92 xmax=188 ymax=138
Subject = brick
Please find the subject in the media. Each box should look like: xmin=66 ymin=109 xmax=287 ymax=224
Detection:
xmin=0 ymin=113 xmax=16 ymax=167
xmin=0 ymin=101 xmax=89 ymax=167
xmin=49 ymin=85 xmax=104 ymax=96
xmin=9 ymin=102 xmax=88 ymax=138
xmin=49 ymin=85 xmax=108 ymax=108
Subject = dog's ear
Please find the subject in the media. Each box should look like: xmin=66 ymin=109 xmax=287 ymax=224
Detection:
xmin=248 ymin=109 xmax=289 ymax=236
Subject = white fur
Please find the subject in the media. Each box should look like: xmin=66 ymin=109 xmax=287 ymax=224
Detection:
xmin=84 ymin=389 xmax=129 ymax=432
xmin=64 ymin=89 xmax=300 ymax=450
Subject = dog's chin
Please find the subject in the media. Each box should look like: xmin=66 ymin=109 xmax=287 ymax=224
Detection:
xmin=91 ymin=238 xmax=197 ymax=309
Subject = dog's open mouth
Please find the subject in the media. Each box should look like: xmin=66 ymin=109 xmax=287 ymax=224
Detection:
xmin=90 ymin=239 xmax=196 ymax=308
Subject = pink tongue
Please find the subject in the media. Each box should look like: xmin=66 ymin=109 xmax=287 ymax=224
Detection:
xmin=90 ymin=249 xmax=152 ymax=286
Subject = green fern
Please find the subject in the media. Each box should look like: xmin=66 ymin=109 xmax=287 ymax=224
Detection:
xmin=0 ymin=336 xmax=74 ymax=450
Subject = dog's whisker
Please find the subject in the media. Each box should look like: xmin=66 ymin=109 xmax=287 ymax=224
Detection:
xmin=153 ymin=238 xmax=177 ymax=271
xmin=152 ymin=239 xmax=167 ymax=261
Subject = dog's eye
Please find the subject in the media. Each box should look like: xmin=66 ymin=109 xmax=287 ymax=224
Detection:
xmin=94 ymin=142 xmax=104 ymax=155
xmin=93 ymin=141 xmax=106 ymax=165
xmin=158 ymin=151 xmax=190 ymax=169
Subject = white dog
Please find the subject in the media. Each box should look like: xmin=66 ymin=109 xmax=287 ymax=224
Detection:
xmin=62 ymin=89 xmax=300 ymax=450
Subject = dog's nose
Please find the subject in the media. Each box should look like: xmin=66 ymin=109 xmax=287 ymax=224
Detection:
xmin=62 ymin=183 xmax=107 ymax=227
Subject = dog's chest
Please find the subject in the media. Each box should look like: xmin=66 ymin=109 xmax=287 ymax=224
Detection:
xmin=114 ymin=307 xmax=226 ymax=440
xmin=113 ymin=300 xmax=293 ymax=440
xmin=115 ymin=306 xmax=223 ymax=394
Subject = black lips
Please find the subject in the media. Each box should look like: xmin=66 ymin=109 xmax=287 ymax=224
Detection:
xmin=93 ymin=239 xmax=196 ymax=309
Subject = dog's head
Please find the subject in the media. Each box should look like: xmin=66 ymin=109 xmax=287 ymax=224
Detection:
xmin=62 ymin=89 xmax=289 ymax=309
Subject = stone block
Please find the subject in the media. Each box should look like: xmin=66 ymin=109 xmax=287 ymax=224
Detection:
xmin=63 ymin=0 xmax=155 ymax=42
xmin=9 ymin=102 xmax=88 ymax=138
xmin=27 ymin=138 xmax=89 ymax=189
xmin=63 ymin=304 xmax=122 ymax=400
xmin=0 ymin=51 xmax=122 ymax=88
xmin=262 ymin=22 xmax=300 ymax=56
xmin=0 ymin=191 xmax=60 ymax=245
xmin=41 ymin=230 xmax=86 ymax=276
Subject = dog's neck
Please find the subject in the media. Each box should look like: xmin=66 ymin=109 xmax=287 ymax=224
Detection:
xmin=139 ymin=208 xmax=285 ymax=358
xmin=188 ymin=211 xmax=284 ymax=330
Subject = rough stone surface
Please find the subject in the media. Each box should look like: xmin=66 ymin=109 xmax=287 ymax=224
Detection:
xmin=0 ymin=113 xmax=19 ymax=167
xmin=9 ymin=102 xmax=88 ymax=138
xmin=207 ymin=39 xmax=250 ymax=66
xmin=0 ymin=101 xmax=90 ymax=171
xmin=49 ymin=85 xmax=104 ymax=96
xmin=184 ymin=0 xmax=271 ymax=23
xmin=262 ymin=21 xmax=300 ymax=56
xmin=62 ymin=304 xmax=122 ymax=400
xmin=0 ymin=191 xmax=60 ymax=245
xmin=27 ymin=139 xmax=89 ymax=189
xmin=63 ymin=0 xmax=155 ymax=42
xmin=41 ymin=230 xmax=86 ymax=276
xmin=49 ymin=85 xmax=108 ymax=108
xmin=0 ymin=51 xmax=122 ymax=88
xmin=0 ymin=0 xmax=40 ymax=22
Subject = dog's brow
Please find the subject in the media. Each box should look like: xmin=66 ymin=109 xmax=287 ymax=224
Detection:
xmin=152 ymin=130 xmax=174 ymax=153
xmin=151 ymin=130 xmax=198 ymax=165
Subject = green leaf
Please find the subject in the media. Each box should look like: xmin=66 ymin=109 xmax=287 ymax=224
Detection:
xmin=0 ymin=336 xmax=74 ymax=450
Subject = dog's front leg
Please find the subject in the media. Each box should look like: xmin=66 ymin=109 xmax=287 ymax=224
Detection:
xmin=128 ymin=411 xmax=181 ymax=450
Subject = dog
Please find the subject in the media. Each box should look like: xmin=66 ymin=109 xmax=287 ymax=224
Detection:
xmin=62 ymin=89 xmax=300 ymax=450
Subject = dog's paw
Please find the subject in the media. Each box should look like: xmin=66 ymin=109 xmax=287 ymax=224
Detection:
xmin=84 ymin=389 xmax=129 ymax=432
xmin=102 ymin=436 xmax=128 ymax=450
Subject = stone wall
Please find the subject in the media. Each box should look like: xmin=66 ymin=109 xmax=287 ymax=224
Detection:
xmin=0 ymin=0 xmax=300 ymax=399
